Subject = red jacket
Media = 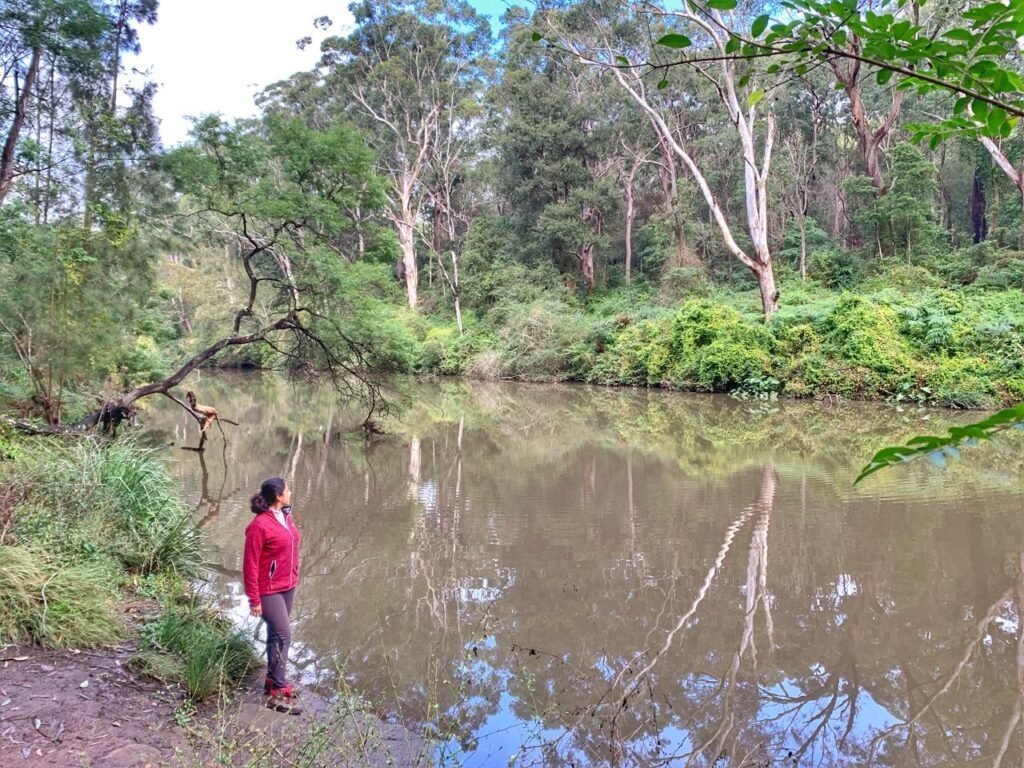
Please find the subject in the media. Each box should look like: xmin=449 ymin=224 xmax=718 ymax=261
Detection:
xmin=243 ymin=508 xmax=301 ymax=609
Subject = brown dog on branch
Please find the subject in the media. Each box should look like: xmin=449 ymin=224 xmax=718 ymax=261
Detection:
xmin=184 ymin=390 xmax=238 ymax=451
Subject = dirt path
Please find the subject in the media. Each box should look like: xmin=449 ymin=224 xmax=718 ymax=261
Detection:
xmin=0 ymin=645 xmax=186 ymax=766
xmin=0 ymin=645 xmax=430 ymax=767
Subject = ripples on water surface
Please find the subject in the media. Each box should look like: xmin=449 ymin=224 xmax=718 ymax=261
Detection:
xmin=143 ymin=373 xmax=1024 ymax=767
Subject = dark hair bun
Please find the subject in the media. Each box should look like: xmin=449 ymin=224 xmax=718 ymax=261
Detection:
xmin=250 ymin=477 xmax=286 ymax=515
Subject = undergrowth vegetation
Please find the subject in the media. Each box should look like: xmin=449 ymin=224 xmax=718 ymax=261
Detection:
xmin=0 ymin=438 xmax=254 ymax=700
xmin=405 ymin=251 xmax=1024 ymax=409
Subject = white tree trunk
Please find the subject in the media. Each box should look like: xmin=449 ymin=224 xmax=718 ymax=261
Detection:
xmin=451 ymin=252 xmax=463 ymax=336
xmin=397 ymin=211 xmax=418 ymax=310
xmin=799 ymin=217 xmax=808 ymax=282
xmin=980 ymin=137 xmax=1024 ymax=234
xmin=624 ymin=157 xmax=638 ymax=283
xmin=609 ymin=65 xmax=779 ymax=315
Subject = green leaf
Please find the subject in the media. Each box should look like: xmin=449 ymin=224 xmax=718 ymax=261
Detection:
xmin=976 ymin=43 xmax=1009 ymax=56
xmin=614 ymin=55 xmax=630 ymax=66
xmin=531 ymin=31 xmax=543 ymax=42
xmin=747 ymin=89 xmax=765 ymax=107
xmin=656 ymin=79 xmax=669 ymax=90
xmin=855 ymin=403 xmax=1024 ymax=484
xmin=1004 ymin=72 xmax=1024 ymax=91
xmin=707 ymin=0 xmax=738 ymax=9
xmin=876 ymin=68 xmax=894 ymax=85
xmin=725 ymin=35 xmax=742 ymax=54
xmin=942 ymin=28 xmax=976 ymax=43
xmin=906 ymin=435 xmax=943 ymax=448
xmin=657 ymin=34 xmax=692 ymax=49
xmin=987 ymin=107 xmax=1007 ymax=134
xmin=751 ymin=14 xmax=770 ymax=38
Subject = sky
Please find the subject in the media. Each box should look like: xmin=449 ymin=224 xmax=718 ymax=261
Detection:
xmin=126 ymin=1 xmax=516 ymax=148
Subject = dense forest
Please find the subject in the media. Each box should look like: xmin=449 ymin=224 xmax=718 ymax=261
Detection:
xmin=4 ymin=0 xmax=1024 ymax=429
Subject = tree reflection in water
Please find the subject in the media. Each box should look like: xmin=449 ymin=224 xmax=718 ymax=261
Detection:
xmin=143 ymin=374 xmax=1024 ymax=766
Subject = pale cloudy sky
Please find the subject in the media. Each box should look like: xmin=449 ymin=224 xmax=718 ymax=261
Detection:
xmin=126 ymin=1 xmax=512 ymax=148
xmin=126 ymin=1 xmax=352 ymax=148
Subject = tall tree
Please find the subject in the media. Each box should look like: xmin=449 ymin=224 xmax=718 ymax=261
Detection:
xmin=558 ymin=1 xmax=783 ymax=315
xmin=492 ymin=10 xmax=619 ymax=291
xmin=0 ymin=0 xmax=108 ymax=206
xmin=317 ymin=0 xmax=491 ymax=310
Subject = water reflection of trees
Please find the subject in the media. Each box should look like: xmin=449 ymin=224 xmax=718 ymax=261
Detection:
xmin=141 ymin=375 xmax=1024 ymax=766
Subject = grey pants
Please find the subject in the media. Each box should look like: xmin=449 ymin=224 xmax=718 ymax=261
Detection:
xmin=261 ymin=588 xmax=295 ymax=689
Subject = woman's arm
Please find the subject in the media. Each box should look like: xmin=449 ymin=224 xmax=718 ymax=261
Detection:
xmin=242 ymin=523 xmax=264 ymax=615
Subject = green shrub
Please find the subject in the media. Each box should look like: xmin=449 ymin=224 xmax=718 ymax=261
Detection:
xmin=0 ymin=546 xmax=121 ymax=648
xmin=860 ymin=264 xmax=943 ymax=293
xmin=694 ymin=339 xmax=774 ymax=390
xmin=974 ymin=257 xmax=1024 ymax=289
xmin=778 ymin=217 xmax=832 ymax=273
xmin=473 ymin=299 xmax=591 ymax=380
xmin=1004 ymin=376 xmax=1024 ymax=401
xmin=666 ymin=301 xmax=777 ymax=391
xmin=820 ymin=294 xmax=914 ymax=375
xmin=635 ymin=219 xmax=673 ymax=277
xmin=415 ymin=314 xmax=495 ymax=376
xmin=660 ymin=267 xmax=711 ymax=300
xmin=594 ymin=317 xmax=672 ymax=385
xmin=417 ymin=324 xmax=460 ymax=374
xmin=807 ymin=247 xmax=863 ymax=289
xmin=111 ymin=334 xmax=171 ymax=389
xmin=733 ymin=374 xmax=783 ymax=399
xmin=779 ymin=323 xmax=821 ymax=356
xmin=899 ymin=291 xmax=965 ymax=354
xmin=926 ymin=357 xmax=1001 ymax=409
xmin=931 ymin=247 xmax=979 ymax=285
xmin=789 ymin=352 xmax=855 ymax=396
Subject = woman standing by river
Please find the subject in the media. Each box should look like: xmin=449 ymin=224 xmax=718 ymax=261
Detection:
xmin=243 ymin=477 xmax=303 ymax=714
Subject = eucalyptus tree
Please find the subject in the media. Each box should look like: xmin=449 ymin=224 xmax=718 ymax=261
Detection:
xmin=978 ymin=129 xmax=1024 ymax=234
xmin=772 ymin=73 xmax=840 ymax=279
xmin=0 ymin=0 xmax=163 ymax=426
xmin=316 ymin=0 xmax=491 ymax=311
xmin=0 ymin=0 xmax=108 ymax=206
xmin=79 ymin=0 xmax=159 ymax=230
xmin=490 ymin=7 xmax=622 ymax=291
xmin=552 ymin=0 xmax=784 ymax=315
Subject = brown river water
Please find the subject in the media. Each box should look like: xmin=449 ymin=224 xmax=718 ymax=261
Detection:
xmin=141 ymin=372 xmax=1024 ymax=767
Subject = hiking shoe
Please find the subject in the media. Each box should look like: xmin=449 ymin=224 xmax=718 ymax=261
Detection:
xmin=266 ymin=690 xmax=303 ymax=715
xmin=263 ymin=676 xmax=273 ymax=695
xmin=269 ymin=683 xmax=297 ymax=698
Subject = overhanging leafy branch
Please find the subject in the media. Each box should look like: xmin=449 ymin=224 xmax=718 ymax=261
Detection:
xmin=855 ymin=403 xmax=1024 ymax=483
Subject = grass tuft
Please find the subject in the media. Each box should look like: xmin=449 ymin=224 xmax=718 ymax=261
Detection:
xmin=3 ymin=439 xmax=201 ymax=577
xmin=0 ymin=545 xmax=120 ymax=648
xmin=137 ymin=600 xmax=258 ymax=701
